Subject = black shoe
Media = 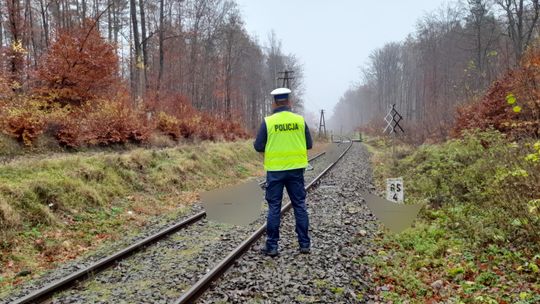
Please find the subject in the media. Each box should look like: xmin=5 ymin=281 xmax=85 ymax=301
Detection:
xmin=260 ymin=248 xmax=279 ymax=257
xmin=299 ymin=247 xmax=311 ymax=254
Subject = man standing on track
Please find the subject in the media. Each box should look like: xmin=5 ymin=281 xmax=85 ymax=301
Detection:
xmin=254 ymin=88 xmax=313 ymax=257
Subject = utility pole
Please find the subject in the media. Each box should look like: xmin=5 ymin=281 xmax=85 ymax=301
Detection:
xmin=318 ymin=109 xmax=327 ymax=138
xmin=277 ymin=70 xmax=295 ymax=88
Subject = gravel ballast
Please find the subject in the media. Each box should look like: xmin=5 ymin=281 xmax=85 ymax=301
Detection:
xmin=199 ymin=143 xmax=378 ymax=304
xmin=1 ymin=152 xmax=334 ymax=304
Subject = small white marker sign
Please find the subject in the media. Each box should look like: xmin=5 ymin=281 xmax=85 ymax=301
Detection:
xmin=386 ymin=178 xmax=404 ymax=203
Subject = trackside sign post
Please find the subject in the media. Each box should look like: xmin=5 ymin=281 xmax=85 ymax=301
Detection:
xmin=384 ymin=105 xmax=405 ymax=204
xmin=386 ymin=178 xmax=404 ymax=203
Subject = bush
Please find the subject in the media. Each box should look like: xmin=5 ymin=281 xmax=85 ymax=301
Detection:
xmin=153 ymin=101 xmax=249 ymax=142
xmin=394 ymin=130 xmax=539 ymax=249
xmin=0 ymin=89 xmax=249 ymax=152
xmin=0 ymin=95 xmax=249 ymax=151
xmin=35 ymin=19 xmax=120 ymax=105
xmin=156 ymin=112 xmax=182 ymax=140
xmin=147 ymin=133 xmax=176 ymax=148
xmin=56 ymin=100 xmax=151 ymax=148
xmin=367 ymin=131 xmax=540 ymax=303
xmin=0 ymin=98 xmax=46 ymax=146
xmin=454 ymin=47 xmax=540 ymax=139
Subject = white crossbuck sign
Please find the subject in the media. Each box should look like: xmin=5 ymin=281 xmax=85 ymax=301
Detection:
xmin=384 ymin=104 xmax=404 ymax=134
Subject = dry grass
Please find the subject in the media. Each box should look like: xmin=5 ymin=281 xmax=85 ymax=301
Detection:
xmin=0 ymin=140 xmax=263 ymax=294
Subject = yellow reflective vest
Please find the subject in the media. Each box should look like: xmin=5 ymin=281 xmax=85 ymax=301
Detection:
xmin=264 ymin=111 xmax=308 ymax=171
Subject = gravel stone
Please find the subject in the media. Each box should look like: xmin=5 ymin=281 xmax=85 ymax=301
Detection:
xmin=199 ymin=143 xmax=378 ymax=303
xmin=1 ymin=153 xmax=331 ymax=304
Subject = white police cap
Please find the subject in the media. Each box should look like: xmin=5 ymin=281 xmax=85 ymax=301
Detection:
xmin=270 ymin=88 xmax=292 ymax=102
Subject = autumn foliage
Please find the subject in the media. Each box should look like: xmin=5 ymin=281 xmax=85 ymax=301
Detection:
xmin=0 ymin=20 xmax=248 ymax=149
xmin=55 ymin=99 xmax=151 ymax=148
xmin=154 ymin=94 xmax=249 ymax=142
xmin=453 ymin=47 xmax=540 ymax=139
xmin=36 ymin=19 xmax=120 ymax=105
xmin=0 ymin=99 xmax=46 ymax=146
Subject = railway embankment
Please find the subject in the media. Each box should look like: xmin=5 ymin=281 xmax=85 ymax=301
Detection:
xmin=200 ymin=142 xmax=379 ymax=303
xmin=363 ymin=132 xmax=540 ymax=303
xmin=0 ymin=141 xmax=263 ymax=296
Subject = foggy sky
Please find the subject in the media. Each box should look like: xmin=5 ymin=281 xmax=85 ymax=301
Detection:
xmin=235 ymin=0 xmax=449 ymax=116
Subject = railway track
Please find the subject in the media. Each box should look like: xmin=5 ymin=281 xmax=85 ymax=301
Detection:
xmin=8 ymin=150 xmax=330 ymax=304
xmin=175 ymin=139 xmax=353 ymax=304
xmin=198 ymin=139 xmax=372 ymax=303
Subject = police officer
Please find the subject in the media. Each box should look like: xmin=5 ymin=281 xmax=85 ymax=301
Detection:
xmin=254 ymin=88 xmax=313 ymax=257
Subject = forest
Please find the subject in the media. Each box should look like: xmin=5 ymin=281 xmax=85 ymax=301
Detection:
xmin=332 ymin=1 xmax=540 ymax=301
xmin=0 ymin=0 xmax=304 ymax=151
xmin=0 ymin=1 xmax=539 ymax=302
xmin=329 ymin=0 xmax=539 ymax=144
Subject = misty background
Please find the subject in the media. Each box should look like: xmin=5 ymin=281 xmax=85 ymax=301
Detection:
xmin=238 ymin=1 xmax=540 ymax=143
xmin=236 ymin=0 xmax=448 ymax=124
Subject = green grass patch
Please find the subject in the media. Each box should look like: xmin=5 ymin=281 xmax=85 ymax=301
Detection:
xmin=0 ymin=141 xmax=263 ymax=295
xmin=363 ymin=131 xmax=540 ymax=303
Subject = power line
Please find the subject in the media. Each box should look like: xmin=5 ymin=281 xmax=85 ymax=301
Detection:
xmin=277 ymin=70 xmax=295 ymax=88
xmin=318 ymin=109 xmax=327 ymax=138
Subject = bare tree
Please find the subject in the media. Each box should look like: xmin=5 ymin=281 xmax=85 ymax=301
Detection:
xmin=496 ymin=0 xmax=540 ymax=61
xmin=465 ymin=0 xmax=502 ymax=88
xmin=0 ymin=0 xmax=303 ymax=133
xmin=139 ymin=0 xmax=147 ymax=89
xmin=129 ymin=0 xmax=143 ymax=102
xmin=5 ymin=0 xmax=25 ymax=86
xmin=329 ymin=2 xmax=516 ymax=143
xmin=157 ymin=0 xmax=164 ymax=91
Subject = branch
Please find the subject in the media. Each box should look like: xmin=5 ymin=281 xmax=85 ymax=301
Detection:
xmin=72 ymin=3 xmax=114 ymax=69
xmin=524 ymin=0 xmax=540 ymax=48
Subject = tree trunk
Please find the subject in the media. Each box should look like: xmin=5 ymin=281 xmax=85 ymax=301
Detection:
xmin=39 ymin=0 xmax=49 ymax=48
xmin=139 ymin=0 xmax=148 ymax=90
xmin=0 ymin=4 xmax=3 ymax=47
xmin=497 ymin=0 xmax=540 ymax=61
xmin=107 ymin=0 xmax=112 ymax=41
xmin=157 ymin=0 xmax=164 ymax=92
xmin=6 ymin=0 xmax=24 ymax=86
xmin=25 ymin=0 xmax=38 ymax=67
xmin=130 ymin=0 xmax=142 ymax=103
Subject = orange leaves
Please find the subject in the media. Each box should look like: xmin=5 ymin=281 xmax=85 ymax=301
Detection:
xmin=55 ymin=99 xmax=151 ymax=148
xmin=2 ymin=112 xmax=45 ymax=146
xmin=35 ymin=19 xmax=120 ymax=105
xmin=523 ymin=46 xmax=540 ymax=68
xmin=155 ymin=110 xmax=249 ymax=142
xmin=0 ymin=96 xmax=151 ymax=148
xmin=151 ymin=93 xmax=249 ymax=142
xmin=0 ymin=98 xmax=46 ymax=146
xmin=453 ymin=47 xmax=540 ymax=139
xmin=0 ymin=16 xmax=253 ymax=149
xmin=0 ymin=93 xmax=249 ymax=148
xmin=156 ymin=112 xmax=182 ymax=140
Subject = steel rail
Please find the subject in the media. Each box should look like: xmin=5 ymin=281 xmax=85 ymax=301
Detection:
xmin=307 ymin=150 xmax=325 ymax=162
xmin=10 ymin=151 xmax=326 ymax=304
xmin=174 ymin=140 xmax=353 ymax=304
xmin=10 ymin=212 xmax=205 ymax=304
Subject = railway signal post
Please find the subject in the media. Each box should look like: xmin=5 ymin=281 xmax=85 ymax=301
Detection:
xmin=383 ymin=104 xmax=404 ymax=164
xmin=384 ymin=104 xmax=405 ymax=203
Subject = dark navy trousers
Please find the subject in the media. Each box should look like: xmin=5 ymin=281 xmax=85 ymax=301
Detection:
xmin=265 ymin=168 xmax=310 ymax=251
